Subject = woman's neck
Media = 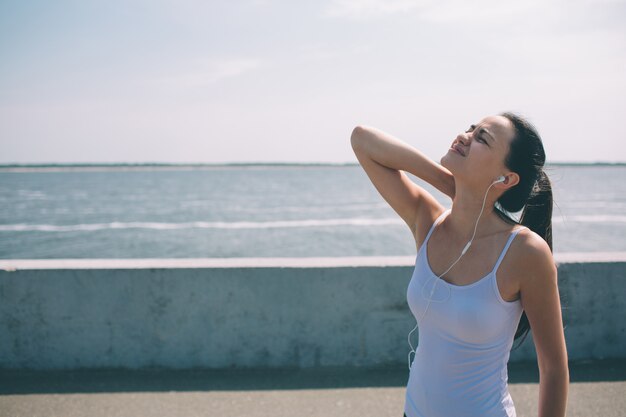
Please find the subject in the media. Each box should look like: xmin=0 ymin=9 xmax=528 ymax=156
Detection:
xmin=446 ymin=186 xmax=503 ymax=241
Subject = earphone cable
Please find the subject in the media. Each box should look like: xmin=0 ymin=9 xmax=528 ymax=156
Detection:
xmin=407 ymin=179 xmax=500 ymax=370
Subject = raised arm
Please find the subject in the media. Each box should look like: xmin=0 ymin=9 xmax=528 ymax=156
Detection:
xmin=350 ymin=124 xmax=455 ymax=236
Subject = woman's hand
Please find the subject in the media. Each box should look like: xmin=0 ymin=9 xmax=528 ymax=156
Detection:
xmin=351 ymin=125 xmax=455 ymax=199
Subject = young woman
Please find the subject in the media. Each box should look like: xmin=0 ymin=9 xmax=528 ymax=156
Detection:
xmin=350 ymin=113 xmax=569 ymax=417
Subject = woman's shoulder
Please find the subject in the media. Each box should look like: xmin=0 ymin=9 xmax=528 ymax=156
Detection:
xmin=513 ymin=226 xmax=550 ymax=251
xmin=510 ymin=227 xmax=556 ymax=273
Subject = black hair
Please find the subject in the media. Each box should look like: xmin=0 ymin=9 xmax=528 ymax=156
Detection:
xmin=493 ymin=112 xmax=556 ymax=351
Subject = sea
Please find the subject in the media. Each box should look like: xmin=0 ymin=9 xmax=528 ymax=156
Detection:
xmin=1 ymin=163 xmax=625 ymax=259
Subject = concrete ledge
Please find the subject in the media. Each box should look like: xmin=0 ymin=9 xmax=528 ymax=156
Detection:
xmin=2 ymin=252 xmax=626 ymax=270
xmin=1 ymin=254 xmax=625 ymax=370
xmin=0 ymin=257 xmax=418 ymax=270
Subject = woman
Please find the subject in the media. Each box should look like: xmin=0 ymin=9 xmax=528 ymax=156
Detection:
xmin=350 ymin=112 xmax=569 ymax=417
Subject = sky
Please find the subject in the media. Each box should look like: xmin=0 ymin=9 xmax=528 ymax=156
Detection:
xmin=1 ymin=0 xmax=625 ymax=164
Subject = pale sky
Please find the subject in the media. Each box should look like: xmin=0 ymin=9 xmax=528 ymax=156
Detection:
xmin=1 ymin=0 xmax=625 ymax=164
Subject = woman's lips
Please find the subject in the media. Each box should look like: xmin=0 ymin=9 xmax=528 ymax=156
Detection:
xmin=450 ymin=145 xmax=465 ymax=156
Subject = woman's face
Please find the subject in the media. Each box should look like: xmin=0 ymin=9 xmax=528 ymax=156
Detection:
xmin=441 ymin=115 xmax=517 ymax=188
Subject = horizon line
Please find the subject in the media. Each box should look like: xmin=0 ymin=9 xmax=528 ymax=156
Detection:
xmin=1 ymin=161 xmax=625 ymax=169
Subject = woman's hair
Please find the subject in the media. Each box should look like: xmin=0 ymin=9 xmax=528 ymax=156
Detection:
xmin=493 ymin=111 xmax=556 ymax=351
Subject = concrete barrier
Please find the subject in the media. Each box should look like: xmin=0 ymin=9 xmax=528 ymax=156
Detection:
xmin=1 ymin=253 xmax=625 ymax=370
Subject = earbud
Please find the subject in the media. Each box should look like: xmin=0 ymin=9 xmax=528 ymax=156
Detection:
xmin=494 ymin=175 xmax=506 ymax=184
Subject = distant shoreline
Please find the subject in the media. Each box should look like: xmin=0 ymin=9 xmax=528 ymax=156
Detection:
xmin=0 ymin=161 xmax=624 ymax=173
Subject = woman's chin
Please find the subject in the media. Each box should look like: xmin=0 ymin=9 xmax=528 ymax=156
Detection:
xmin=440 ymin=155 xmax=459 ymax=177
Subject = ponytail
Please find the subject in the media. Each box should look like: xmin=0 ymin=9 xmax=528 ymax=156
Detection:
xmin=511 ymin=168 xmax=554 ymax=350
xmin=520 ymin=169 xmax=553 ymax=251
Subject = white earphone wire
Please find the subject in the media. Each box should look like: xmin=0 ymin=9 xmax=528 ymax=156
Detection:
xmin=407 ymin=176 xmax=504 ymax=370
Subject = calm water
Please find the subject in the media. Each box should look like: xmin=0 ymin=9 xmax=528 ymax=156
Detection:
xmin=1 ymin=164 xmax=625 ymax=259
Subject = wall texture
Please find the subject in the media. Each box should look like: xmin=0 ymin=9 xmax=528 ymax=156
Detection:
xmin=1 ymin=254 xmax=625 ymax=370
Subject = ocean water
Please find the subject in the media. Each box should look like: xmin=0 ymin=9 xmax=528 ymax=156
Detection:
xmin=1 ymin=164 xmax=625 ymax=259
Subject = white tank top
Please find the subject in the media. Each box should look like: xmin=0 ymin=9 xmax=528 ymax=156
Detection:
xmin=404 ymin=208 xmax=526 ymax=417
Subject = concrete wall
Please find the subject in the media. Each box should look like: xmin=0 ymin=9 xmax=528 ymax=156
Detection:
xmin=1 ymin=253 xmax=625 ymax=370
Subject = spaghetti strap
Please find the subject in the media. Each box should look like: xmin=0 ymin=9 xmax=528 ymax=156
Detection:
xmin=420 ymin=208 xmax=450 ymax=251
xmin=491 ymin=226 xmax=526 ymax=275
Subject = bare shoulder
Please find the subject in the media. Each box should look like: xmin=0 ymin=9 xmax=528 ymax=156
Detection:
xmin=511 ymin=227 xmax=557 ymax=287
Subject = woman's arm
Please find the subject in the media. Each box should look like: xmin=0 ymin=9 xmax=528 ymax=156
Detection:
xmin=518 ymin=233 xmax=570 ymax=417
xmin=351 ymin=125 xmax=455 ymax=199
xmin=351 ymin=125 xmax=455 ymax=236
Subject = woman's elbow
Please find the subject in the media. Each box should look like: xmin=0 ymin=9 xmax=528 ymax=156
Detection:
xmin=540 ymin=362 xmax=570 ymax=383
xmin=350 ymin=125 xmax=366 ymax=149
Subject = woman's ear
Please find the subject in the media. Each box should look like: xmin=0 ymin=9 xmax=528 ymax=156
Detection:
xmin=504 ymin=173 xmax=520 ymax=187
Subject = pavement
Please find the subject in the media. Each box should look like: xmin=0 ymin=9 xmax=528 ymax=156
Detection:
xmin=1 ymin=359 xmax=625 ymax=417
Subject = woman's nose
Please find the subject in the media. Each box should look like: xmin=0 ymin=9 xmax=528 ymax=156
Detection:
xmin=456 ymin=133 xmax=469 ymax=144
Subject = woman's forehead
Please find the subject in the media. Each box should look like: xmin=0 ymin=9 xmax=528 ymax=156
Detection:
xmin=478 ymin=115 xmax=515 ymax=143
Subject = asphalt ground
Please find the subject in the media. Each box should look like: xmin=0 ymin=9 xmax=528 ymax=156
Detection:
xmin=1 ymin=359 xmax=625 ymax=417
